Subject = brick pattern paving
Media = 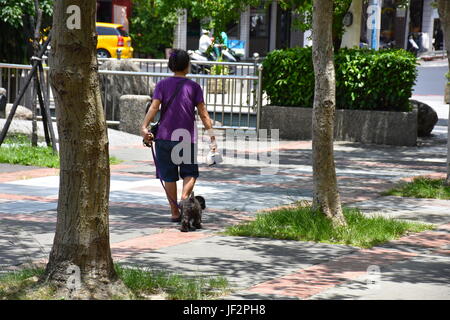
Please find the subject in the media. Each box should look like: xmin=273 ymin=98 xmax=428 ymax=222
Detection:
xmin=248 ymin=248 xmax=417 ymax=299
xmin=0 ymin=136 xmax=449 ymax=299
xmin=0 ymin=168 xmax=58 ymax=183
xmin=111 ymin=230 xmax=213 ymax=260
xmin=246 ymin=227 xmax=450 ymax=299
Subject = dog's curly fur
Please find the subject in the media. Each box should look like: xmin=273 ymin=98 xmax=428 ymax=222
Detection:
xmin=180 ymin=192 xmax=205 ymax=232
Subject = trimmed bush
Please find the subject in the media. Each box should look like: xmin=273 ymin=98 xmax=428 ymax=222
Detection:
xmin=262 ymin=48 xmax=315 ymax=108
xmin=262 ymin=47 xmax=418 ymax=112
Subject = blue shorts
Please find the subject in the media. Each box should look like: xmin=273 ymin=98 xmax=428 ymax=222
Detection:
xmin=155 ymin=140 xmax=199 ymax=182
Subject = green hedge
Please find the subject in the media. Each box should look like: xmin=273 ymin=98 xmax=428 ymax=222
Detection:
xmin=262 ymin=47 xmax=418 ymax=112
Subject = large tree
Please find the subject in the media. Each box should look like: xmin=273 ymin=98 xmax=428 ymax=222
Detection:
xmin=436 ymin=0 xmax=450 ymax=185
xmin=311 ymin=0 xmax=347 ymax=226
xmin=43 ymin=0 xmax=126 ymax=298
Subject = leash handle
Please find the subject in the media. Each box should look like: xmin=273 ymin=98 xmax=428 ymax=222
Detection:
xmin=150 ymin=143 xmax=181 ymax=210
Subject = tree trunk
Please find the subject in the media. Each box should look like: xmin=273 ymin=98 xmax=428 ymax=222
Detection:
xmin=43 ymin=0 xmax=125 ymax=299
xmin=437 ymin=0 xmax=450 ymax=186
xmin=311 ymin=0 xmax=347 ymax=227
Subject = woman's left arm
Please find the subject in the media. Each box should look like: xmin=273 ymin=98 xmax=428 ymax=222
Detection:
xmin=140 ymin=99 xmax=161 ymax=140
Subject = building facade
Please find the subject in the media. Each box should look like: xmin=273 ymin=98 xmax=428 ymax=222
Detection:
xmin=96 ymin=0 xmax=132 ymax=31
xmin=177 ymin=1 xmax=305 ymax=58
xmin=360 ymin=0 xmax=442 ymax=52
xmin=174 ymin=0 xmax=442 ymax=59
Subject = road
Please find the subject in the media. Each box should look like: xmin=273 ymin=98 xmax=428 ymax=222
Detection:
xmin=411 ymin=58 xmax=448 ymax=142
xmin=413 ymin=59 xmax=448 ymax=95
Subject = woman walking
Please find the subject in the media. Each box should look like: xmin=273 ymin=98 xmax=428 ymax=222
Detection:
xmin=140 ymin=49 xmax=215 ymax=222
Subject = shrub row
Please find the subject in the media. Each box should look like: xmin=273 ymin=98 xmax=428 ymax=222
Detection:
xmin=262 ymin=47 xmax=418 ymax=112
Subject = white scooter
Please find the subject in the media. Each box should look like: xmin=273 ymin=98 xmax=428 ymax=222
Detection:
xmin=188 ymin=50 xmax=212 ymax=74
xmin=189 ymin=45 xmax=239 ymax=74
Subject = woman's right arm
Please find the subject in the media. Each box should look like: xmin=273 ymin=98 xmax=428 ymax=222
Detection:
xmin=140 ymin=99 xmax=161 ymax=140
xmin=197 ymin=102 xmax=213 ymax=132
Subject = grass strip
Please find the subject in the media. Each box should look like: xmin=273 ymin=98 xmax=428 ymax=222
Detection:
xmin=0 ymin=134 xmax=122 ymax=168
xmin=382 ymin=177 xmax=450 ymax=200
xmin=225 ymin=206 xmax=433 ymax=248
xmin=0 ymin=265 xmax=229 ymax=300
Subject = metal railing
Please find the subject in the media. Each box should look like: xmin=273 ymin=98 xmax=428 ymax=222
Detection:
xmin=0 ymin=61 xmax=263 ymax=131
xmin=97 ymin=57 xmax=259 ymax=77
xmin=0 ymin=63 xmax=51 ymax=116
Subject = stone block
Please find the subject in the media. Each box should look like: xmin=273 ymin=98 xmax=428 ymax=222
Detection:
xmin=261 ymin=105 xmax=418 ymax=146
xmin=119 ymin=95 xmax=151 ymax=136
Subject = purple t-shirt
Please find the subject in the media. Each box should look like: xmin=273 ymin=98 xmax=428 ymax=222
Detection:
xmin=153 ymin=77 xmax=204 ymax=143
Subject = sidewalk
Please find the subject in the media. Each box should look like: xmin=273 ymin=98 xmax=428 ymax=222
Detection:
xmin=0 ymin=95 xmax=449 ymax=300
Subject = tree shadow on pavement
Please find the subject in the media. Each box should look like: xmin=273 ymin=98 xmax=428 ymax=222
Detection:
xmin=309 ymin=254 xmax=450 ymax=300
xmin=120 ymin=236 xmax=357 ymax=290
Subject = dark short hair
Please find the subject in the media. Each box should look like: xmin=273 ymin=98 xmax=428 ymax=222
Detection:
xmin=168 ymin=49 xmax=190 ymax=72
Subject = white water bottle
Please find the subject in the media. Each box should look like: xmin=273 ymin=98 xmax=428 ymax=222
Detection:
xmin=206 ymin=150 xmax=223 ymax=166
xmin=206 ymin=141 xmax=223 ymax=166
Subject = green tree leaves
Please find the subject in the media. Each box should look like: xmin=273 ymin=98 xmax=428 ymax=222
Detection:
xmin=0 ymin=0 xmax=52 ymax=63
xmin=279 ymin=0 xmax=353 ymax=49
xmin=129 ymin=0 xmax=178 ymax=58
xmin=0 ymin=0 xmax=52 ymax=27
xmin=153 ymin=0 xmax=260 ymax=40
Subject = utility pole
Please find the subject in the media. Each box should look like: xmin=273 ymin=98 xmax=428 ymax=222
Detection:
xmin=367 ymin=0 xmax=382 ymax=50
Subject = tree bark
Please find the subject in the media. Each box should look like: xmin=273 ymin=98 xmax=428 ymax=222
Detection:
xmin=437 ymin=0 xmax=450 ymax=186
xmin=43 ymin=0 xmax=125 ymax=299
xmin=311 ymin=0 xmax=346 ymax=227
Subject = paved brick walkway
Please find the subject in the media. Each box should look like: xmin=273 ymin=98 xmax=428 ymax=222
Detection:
xmin=0 ymin=95 xmax=449 ymax=299
xmin=241 ymin=226 xmax=450 ymax=299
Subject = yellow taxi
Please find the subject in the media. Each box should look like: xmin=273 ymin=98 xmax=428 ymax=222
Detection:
xmin=96 ymin=22 xmax=134 ymax=59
